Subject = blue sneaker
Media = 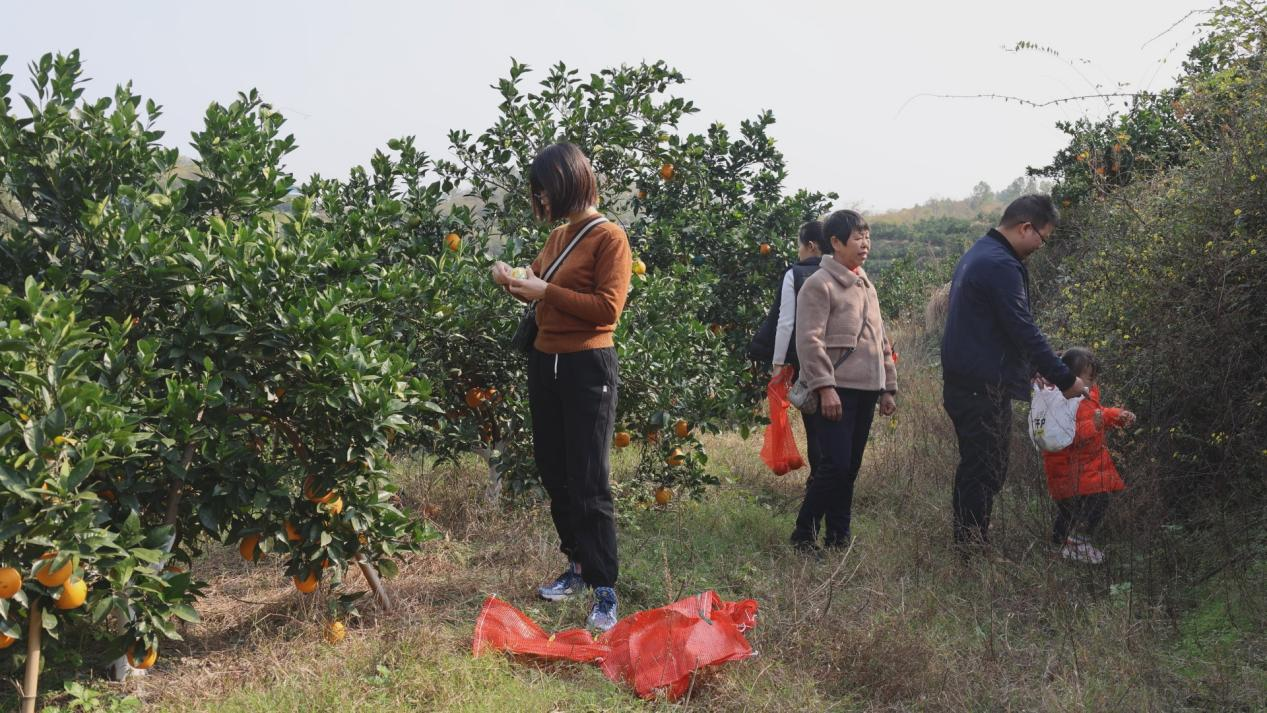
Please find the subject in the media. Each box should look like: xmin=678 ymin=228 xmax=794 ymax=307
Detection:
xmin=537 ymin=565 xmax=585 ymax=601
xmin=587 ymin=586 xmax=618 ymax=631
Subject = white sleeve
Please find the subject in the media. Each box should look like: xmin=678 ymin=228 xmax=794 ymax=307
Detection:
xmin=772 ymin=270 xmax=797 ymax=366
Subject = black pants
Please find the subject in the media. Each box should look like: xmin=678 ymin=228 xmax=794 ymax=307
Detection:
xmin=791 ymin=388 xmax=881 ymax=547
xmin=528 ymin=347 xmax=619 ymax=588
xmin=943 ymin=383 xmax=1013 ymax=545
xmin=801 ymin=410 xmax=821 ymax=486
xmin=1052 ymin=494 xmax=1109 ymax=545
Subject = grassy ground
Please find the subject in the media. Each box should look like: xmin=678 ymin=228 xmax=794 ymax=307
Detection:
xmin=20 ymin=329 xmax=1266 ymax=712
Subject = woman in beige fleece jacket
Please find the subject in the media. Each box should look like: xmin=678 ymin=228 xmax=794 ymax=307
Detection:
xmin=790 ymin=210 xmax=898 ymax=549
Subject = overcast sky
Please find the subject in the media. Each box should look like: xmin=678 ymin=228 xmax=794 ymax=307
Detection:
xmin=3 ymin=1 xmax=1209 ymax=211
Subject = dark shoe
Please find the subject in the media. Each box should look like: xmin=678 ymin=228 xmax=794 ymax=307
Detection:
xmin=587 ymin=587 xmax=618 ymax=631
xmin=791 ymin=536 xmax=821 ymax=554
xmin=823 ymin=531 xmax=853 ymax=549
xmin=537 ymin=564 xmax=585 ymax=601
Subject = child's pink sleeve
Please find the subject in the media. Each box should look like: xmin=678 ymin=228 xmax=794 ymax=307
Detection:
xmin=1101 ymin=407 xmax=1126 ymax=430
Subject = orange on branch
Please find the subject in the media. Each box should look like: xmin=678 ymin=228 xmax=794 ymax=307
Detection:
xmin=55 ymin=577 xmax=87 ymax=610
xmin=239 ymin=534 xmax=262 ymax=562
xmin=127 ymin=644 xmax=158 ymax=670
xmin=0 ymin=568 xmax=20 ymax=598
xmin=35 ymin=552 xmax=72 ymax=587
xmin=294 ymin=572 xmax=319 ymax=593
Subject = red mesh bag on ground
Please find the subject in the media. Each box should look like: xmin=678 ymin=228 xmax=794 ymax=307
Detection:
xmin=599 ymin=591 xmax=759 ymax=700
xmin=760 ymin=368 xmax=804 ymax=475
xmin=471 ymin=596 xmax=607 ymax=661
xmin=472 ymin=591 xmax=759 ymax=701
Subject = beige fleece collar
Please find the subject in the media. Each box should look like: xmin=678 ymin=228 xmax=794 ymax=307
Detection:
xmin=817 ymin=255 xmax=869 ymax=289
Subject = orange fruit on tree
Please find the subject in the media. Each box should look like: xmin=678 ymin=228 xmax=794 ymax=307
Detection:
xmin=35 ymin=552 xmax=72 ymax=587
xmin=0 ymin=567 xmax=20 ymax=599
xmin=666 ymin=448 xmax=686 ymax=467
xmin=325 ymin=497 xmax=344 ymax=516
xmin=445 ymin=232 xmax=462 ymax=251
xmin=55 ymin=577 xmax=87 ymax=610
xmin=0 ymin=633 xmax=14 ymax=649
xmin=294 ymin=572 xmax=319 ymax=593
xmin=614 ymin=431 xmax=632 ymax=448
xmin=654 ymin=486 xmax=673 ymax=506
xmin=239 ymin=534 xmax=262 ymax=562
xmin=631 ymin=258 xmax=646 ymax=276
xmin=284 ymin=520 xmax=303 ymax=542
xmin=324 ymin=620 xmax=347 ymax=644
xmin=659 ymin=163 xmax=674 ymax=181
xmin=673 ymin=419 xmax=690 ymax=438
xmin=637 ymin=189 xmax=647 ymax=200
xmin=303 ymin=475 xmax=335 ymax=504
xmin=127 ymin=643 xmax=157 ymax=670
xmin=465 ymin=387 xmax=487 ymax=409
xmin=759 ymin=243 xmax=771 ymax=256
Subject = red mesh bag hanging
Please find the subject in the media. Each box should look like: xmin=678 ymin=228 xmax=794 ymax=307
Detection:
xmin=472 ymin=591 xmax=759 ymax=701
xmin=760 ymin=367 xmax=804 ymax=475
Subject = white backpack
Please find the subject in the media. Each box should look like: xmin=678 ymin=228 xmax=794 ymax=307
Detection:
xmin=1028 ymin=384 xmax=1082 ymax=452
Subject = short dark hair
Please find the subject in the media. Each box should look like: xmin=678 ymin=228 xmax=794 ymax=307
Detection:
xmin=1061 ymin=346 xmax=1099 ymax=380
xmin=529 ymin=143 xmax=598 ymax=222
xmin=823 ymin=210 xmax=869 ymax=247
xmin=798 ymin=220 xmax=832 ymax=254
xmin=1000 ymin=194 xmax=1060 ymax=231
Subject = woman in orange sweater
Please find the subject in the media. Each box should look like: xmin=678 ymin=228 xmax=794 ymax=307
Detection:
xmin=491 ymin=143 xmax=632 ymax=630
xmin=1043 ymin=347 xmax=1137 ymax=564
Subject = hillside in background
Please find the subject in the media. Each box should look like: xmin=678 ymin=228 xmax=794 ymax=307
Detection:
xmin=867 ymin=175 xmax=1050 ymax=269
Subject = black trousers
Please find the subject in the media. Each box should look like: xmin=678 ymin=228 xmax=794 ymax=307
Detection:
xmin=801 ymin=410 xmax=822 ymax=486
xmin=528 ymin=347 xmax=619 ymax=588
xmin=792 ymin=388 xmax=881 ymax=546
xmin=1052 ymin=494 xmax=1109 ymax=545
xmin=943 ymin=383 xmax=1013 ymax=545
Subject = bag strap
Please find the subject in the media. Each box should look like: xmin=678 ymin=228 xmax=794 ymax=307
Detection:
xmin=540 ymin=215 xmax=608 ymax=284
xmin=830 ymin=306 xmax=870 ymax=368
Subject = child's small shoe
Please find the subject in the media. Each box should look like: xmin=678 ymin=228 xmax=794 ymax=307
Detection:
xmin=1057 ymin=536 xmax=1104 ymax=565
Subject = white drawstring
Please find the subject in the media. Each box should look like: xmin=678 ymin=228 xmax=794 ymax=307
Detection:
xmin=554 ymin=353 xmax=559 ymax=380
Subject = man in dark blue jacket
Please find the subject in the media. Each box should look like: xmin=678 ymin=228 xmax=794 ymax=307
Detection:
xmin=941 ymin=194 xmax=1086 ymax=549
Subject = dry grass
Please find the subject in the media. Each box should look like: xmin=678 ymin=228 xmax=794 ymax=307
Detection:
xmin=44 ymin=323 xmax=1262 ymax=712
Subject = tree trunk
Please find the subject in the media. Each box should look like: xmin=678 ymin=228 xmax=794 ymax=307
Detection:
xmin=19 ymin=601 xmax=42 ymax=713
xmin=475 ymin=441 xmax=506 ymax=503
xmin=355 ymin=555 xmax=393 ymax=610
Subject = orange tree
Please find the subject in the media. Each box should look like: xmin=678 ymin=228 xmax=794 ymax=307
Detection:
xmin=309 ymin=61 xmax=836 ymax=502
xmin=0 ymin=51 xmax=432 ymax=690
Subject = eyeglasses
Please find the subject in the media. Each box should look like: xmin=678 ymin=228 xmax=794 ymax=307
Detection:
xmin=1027 ymin=222 xmax=1053 ymax=244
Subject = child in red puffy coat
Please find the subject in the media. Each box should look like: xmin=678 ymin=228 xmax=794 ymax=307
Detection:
xmin=1043 ymin=347 xmax=1137 ymax=564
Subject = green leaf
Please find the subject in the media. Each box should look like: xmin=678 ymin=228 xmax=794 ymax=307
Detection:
xmin=171 ymin=604 xmax=201 ymax=623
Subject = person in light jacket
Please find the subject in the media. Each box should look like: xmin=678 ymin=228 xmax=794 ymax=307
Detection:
xmin=769 ymin=221 xmax=831 ymax=485
xmin=791 ymin=210 xmax=898 ymax=549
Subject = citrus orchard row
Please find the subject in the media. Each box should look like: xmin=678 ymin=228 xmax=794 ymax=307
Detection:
xmin=0 ymin=54 xmax=830 ymax=699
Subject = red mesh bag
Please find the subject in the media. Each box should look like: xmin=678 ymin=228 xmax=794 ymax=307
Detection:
xmin=599 ymin=591 xmax=758 ymax=700
xmin=760 ymin=368 xmax=804 ymax=475
xmin=471 ymin=596 xmax=607 ymax=661
xmin=472 ymin=591 xmax=759 ymax=700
